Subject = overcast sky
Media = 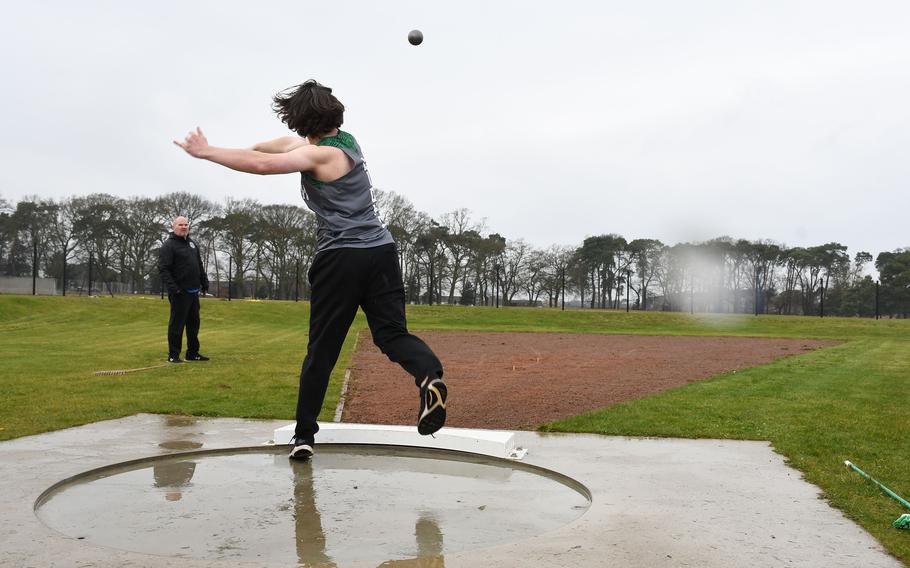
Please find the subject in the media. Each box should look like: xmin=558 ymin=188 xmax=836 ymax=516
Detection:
xmin=2 ymin=1 xmax=908 ymax=261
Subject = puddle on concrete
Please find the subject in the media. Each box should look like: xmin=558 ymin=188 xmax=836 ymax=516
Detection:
xmin=35 ymin=445 xmax=590 ymax=566
xmin=163 ymin=415 xmax=198 ymax=427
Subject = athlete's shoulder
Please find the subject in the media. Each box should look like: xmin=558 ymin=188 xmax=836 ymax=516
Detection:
xmin=317 ymin=130 xmax=360 ymax=153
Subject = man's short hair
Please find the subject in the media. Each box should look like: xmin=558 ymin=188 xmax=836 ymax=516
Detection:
xmin=272 ymin=80 xmax=344 ymax=137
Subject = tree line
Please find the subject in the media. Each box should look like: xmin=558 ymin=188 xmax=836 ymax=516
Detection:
xmin=1 ymin=191 xmax=908 ymax=317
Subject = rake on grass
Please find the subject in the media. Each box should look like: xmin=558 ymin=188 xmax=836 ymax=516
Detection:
xmin=844 ymin=460 xmax=910 ymax=530
xmin=93 ymin=364 xmax=168 ymax=376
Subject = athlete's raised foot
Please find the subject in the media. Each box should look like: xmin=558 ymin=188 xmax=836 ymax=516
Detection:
xmin=417 ymin=376 xmax=447 ymax=436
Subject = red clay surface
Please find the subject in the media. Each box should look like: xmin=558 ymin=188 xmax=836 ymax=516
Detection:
xmin=340 ymin=331 xmax=838 ymax=430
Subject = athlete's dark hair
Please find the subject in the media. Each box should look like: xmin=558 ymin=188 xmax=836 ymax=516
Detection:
xmin=271 ymin=80 xmax=344 ymax=137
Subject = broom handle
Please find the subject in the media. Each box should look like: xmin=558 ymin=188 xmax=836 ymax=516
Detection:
xmin=845 ymin=460 xmax=910 ymax=510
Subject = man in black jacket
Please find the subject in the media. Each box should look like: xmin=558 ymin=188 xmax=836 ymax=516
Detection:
xmin=158 ymin=216 xmax=210 ymax=363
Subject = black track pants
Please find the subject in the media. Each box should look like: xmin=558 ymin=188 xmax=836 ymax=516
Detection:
xmin=294 ymin=244 xmax=443 ymax=441
xmin=167 ymin=292 xmax=201 ymax=358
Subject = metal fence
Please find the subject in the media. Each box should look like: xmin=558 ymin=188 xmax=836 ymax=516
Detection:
xmin=0 ymin=277 xmax=58 ymax=295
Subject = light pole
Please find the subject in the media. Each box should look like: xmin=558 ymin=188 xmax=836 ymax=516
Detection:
xmin=87 ymin=252 xmax=93 ymax=297
xmin=32 ymin=233 xmax=38 ymax=295
xmin=754 ymin=265 xmax=761 ymax=316
xmin=560 ymin=265 xmax=566 ymax=311
xmin=227 ymin=254 xmax=233 ymax=301
xmin=819 ymin=282 xmax=825 ymax=318
xmin=295 ymin=257 xmax=300 ymax=302
xmin=214 ymin=249 xmax=234 ymax=301
xmin=626 ymin=270 xmax=631 ymax=313
xmin=689 ymin=276 xmax=694 ymax=315
xmin=875 ymin=280 xmax=880 ymax=320
xmin=494 ymin=263 xmax=500 ymax=309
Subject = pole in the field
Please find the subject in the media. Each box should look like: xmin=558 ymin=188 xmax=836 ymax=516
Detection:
xmin=819 ymin=282 xmax=825 ymax=317
xmin=754 ymin=266 xmax=760 ymax=316
xmin=88 ymin=252 xmax=93 ymax=297
xmin=690 ymin=276 xmax=694 ymax=314
xmin=295 ymin=258 xmax=300 ymax=302
xmin=875 ymin=281 xmax=880 ymax=320
xmin=494 ymin=263 xmax=500 ymax=309
xmin=626 ymin=270 xmax=631 ymax=312
xmin=32 ymin=236 xmax=38 ymax=295
xmin=561 ymin=266 xmax=565 ymax=311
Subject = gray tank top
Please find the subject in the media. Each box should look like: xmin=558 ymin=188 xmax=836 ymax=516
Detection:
xmin=299 ymin=130 xmax=394 ymax=253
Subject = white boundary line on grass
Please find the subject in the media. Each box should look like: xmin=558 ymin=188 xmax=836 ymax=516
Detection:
xmin=333 ymin=368 xmax=351 ymax=422
xmin=333 ymin=330 xmax=361 ymax=422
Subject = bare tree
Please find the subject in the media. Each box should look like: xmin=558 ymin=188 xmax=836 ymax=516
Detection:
xmin=119 ymin=197 xmax=170 ymax=292
xmin=519 ymin=247 xmax=548 ymax=306
xmin=627 ymin=238 xmax=663 ymax=310
xmin=500 ymin=239 xmax=530 ymax=305
xmin=160 ymin=191 xmax=220 ymax=224
xmin=200 ymin=198 xmax=259 ymax=297
xmin=72 ymin=193 xmax=124 ymax=291
xmin=257 ymin=204 xmax=313 ymax=299
xmin=438 ymin=208 xmax=484 ymax=304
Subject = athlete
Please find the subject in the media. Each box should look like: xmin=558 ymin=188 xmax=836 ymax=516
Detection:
xmin=174 ymin=80 xmax=447 ymax=460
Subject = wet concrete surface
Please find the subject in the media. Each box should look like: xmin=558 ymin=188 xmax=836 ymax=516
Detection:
xmin=35 ymin=446 xmax=589 ymax=565
xmin=0 ymin=414 xmax=904 ymax=568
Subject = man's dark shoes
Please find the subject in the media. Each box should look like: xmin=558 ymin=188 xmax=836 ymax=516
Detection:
xmin=417 ymin=377 xmax=447 ymax=436
xmin=167 ymin=356 xmax=184 ymax=363
xmin=289 ymin=436 xmax=314 ymax=460
xmin=185 ymin=354 xmax=210 ymax=362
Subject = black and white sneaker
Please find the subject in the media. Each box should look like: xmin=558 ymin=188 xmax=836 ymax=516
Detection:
xmin=417 ymin=377 xmax=447 ymax=436
xmin=185 ymin=354 xmax=210 ymax=361
xmin=289 ymin=436 xmax=314 ymax=460
xmin=167 ymin=356 xmax=184 ymax=363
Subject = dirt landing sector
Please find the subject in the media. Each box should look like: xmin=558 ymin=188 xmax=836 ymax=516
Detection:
xmin=341 ymin=332 xmax=838 ymax=430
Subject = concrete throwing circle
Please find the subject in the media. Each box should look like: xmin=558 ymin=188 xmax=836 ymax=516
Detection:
xmin=35 ymin=445 xmax=591 ymax=565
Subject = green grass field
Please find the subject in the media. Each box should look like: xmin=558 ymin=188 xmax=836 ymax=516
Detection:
xmin=1 ymin=295 xmax=908 ymax=563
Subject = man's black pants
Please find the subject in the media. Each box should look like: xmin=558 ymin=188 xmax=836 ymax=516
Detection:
xmin=167 ymin=292 xmax=201 ymax=359
xmin=295 ymin=244 xmax=443 ymax=441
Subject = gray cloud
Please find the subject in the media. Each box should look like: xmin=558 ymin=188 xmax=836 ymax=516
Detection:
xmin=1 ymin=0 xmax=908 ymax=260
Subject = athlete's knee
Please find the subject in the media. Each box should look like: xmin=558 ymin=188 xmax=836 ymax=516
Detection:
xmin=370 ymin=324 xmax=408 ymax=351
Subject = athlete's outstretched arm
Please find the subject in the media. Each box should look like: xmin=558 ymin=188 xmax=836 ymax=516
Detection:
xmin=250 ymin=136 xmax=309 ymax=154
xmin=174 ymin=128 xmax=318 ymax=175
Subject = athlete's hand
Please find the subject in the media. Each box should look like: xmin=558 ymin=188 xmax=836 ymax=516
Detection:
xmin=174 ymin=127 xmax=210 ymax=158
